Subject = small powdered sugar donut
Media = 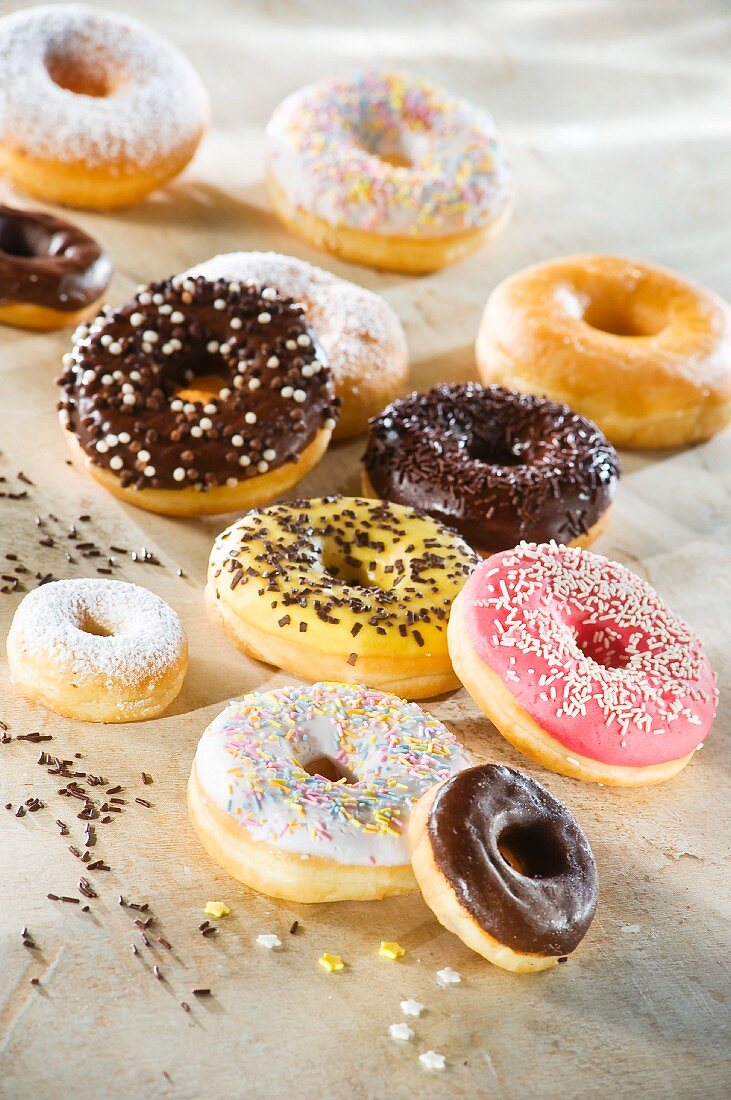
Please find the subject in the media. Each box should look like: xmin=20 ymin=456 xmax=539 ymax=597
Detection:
xmin=187 ymin=681 xmax=472 ymax=902
xmin=0 ymin=5 xmax=209 ymax=209
xmin=187 ymin=252 xmax=409 ymax=438
xmin=448 ymin=542 xmax=717 ymax=786
xmin=7 ymin=579 xmax=188 ymax=723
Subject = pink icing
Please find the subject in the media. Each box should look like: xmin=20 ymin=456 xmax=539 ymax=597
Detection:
xmin=459 ymin=542 xmax=716 ymax=767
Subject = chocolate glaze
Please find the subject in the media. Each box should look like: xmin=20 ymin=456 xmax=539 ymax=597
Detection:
xmin=0 ymin=205 xmax=112 ymax=312
xmin=428 ymin=764 xmax=598 ymax=956
xmin=57 ymin=276 xmax=339 ymax=493
xmin=364 ymin=383 xmax=620 ymax=551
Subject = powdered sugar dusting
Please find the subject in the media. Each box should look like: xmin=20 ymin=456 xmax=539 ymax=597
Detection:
xmin=8 ymin=578 xmax=186 ymax=688
xmin=0 ymin=5 xmax=209 ymax=168
xmin=187 ymin=252 xmax=408 ymax=423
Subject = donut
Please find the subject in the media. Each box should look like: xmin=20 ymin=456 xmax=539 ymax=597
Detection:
xmin=476 ymin=254 xmax=731 ymax=449
xmin=0 ymin=204 xmax=112 ymax=331
xmin=187 ymin=681 xmax=472 ymax=903
xmin=56 ymin=274 xmax=339 ymax=517
xmin=266 ymin=68 xmax=511 ymax=273
xmin=206 ymin=496 xmax=480 ymax=700
xmin=362 ymin=383 xmax=619 ymax=553
xmin=0 ymin=5 xmax=209 ymax=209
xmin=408 ymin=764 xmax=598 ymax=973
xmin=6 ymin=578 xmax=187 ymax=723
xmin=448 ymin=542 xmax=717 ymax=786
xmin=186 ymin=251 xmax=409 ymax=439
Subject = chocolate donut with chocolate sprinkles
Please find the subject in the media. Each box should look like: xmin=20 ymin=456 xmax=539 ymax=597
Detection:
xmin=57 ymin=274 xmax=339 ymax=516
xmin=409 ymin=763 xmax=598 ymax=972
xmin=363 ymin=383 xmax=619 ymax=552
xmin=0 ymin=204 xmax=112 ymax=331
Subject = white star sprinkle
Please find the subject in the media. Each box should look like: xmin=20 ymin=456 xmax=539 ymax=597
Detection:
xmin=400 ymin=999 xmax=424 ymax=1017
xmin=436 ymin=967 xmax=461 ymax=987
xmin=389 ymin=1023 xmax=413 ymax=1042
xmin=256 ymin=934 xmax=281 ymax=950
xmin=419 ymin=1051 xmax=445 ymax=1071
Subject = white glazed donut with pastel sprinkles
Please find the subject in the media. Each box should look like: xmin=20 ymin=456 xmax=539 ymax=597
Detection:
xmin=187 ymin=681 xmax=472 ymax=902
xmin=266 ymin=68 xmax=511 ymax=273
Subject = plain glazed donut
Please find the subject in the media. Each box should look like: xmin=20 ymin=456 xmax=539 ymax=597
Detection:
xmin=188 ymin=682 xmax=472 ymax=903
xmin=187 ymin=251 xmax=408 ymax=439
xmin=57 ymin=274 xmax=338 ymax=517
xmin=476 ymin=254 xmax=731 ymax=449
xmin=6 ymin=578 xmax=187 ymax=722
xmin=409 ymin=764 xmax=598 ymax=973
xmin=448 ymin=542 xmax=717 ymax=786
xmin=267 ymin=68 xmax=511 ymax=273
xmin=362 ymin=383 xmax=619 ymax=553
xmin=206 ymin=496 xmax=480 ymax=700
xmin=0 ymin=204 xmax=112 ymax=331
xmin=0 ymin=5 xmax=209 ymax=209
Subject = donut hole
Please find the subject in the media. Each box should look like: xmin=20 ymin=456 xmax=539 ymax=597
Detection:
xmin=175 ymin=374 xmax=229 ymax=403
xmin=77 ymin=613 xmax=115 ymax=638
xmin=581 ymin=297 xmax=666 ymax=338
xmin=497 ymin=822 xmax=566 ymax=880
xmin=303 ymin=755 xmax=356 ymax=784
xmin=45 ymin=50 xmax=116 ymax=98
xmin=465 ymin=433 xmax=525 ymax=467
xmin=322 ymin=548 xmax=379 ymax=590
xmin=356 ymin=127 xmax=414 ymax=169
xmin=575 ymin=626 xmax=629 ymax=669
xmin=0 ymin=219 xmax=40 ymax=259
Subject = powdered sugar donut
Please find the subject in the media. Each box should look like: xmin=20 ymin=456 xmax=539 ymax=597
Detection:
xmin=0 ymin=5 xmax=209 ymax=209
xmin=187 ymin=252 xmax=408 ymax=438
xmin=7 ymin=578 xmax=188 ymax=723
xmin=187 ymin=681 xmax=472 ymax=902
xmin=448 ymin=543 xmax=717 ymax=786
xmin=266 ymin=69 xmax=512 ymax=273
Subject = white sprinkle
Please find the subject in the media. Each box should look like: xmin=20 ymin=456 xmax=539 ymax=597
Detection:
xmin=190 ymin=426 xmax=203 ymax=438
xmin=266 ymin=356 xmax=279 ymax=369
xmin=281 ymin=386 xmax=294 ymax=398
xmin=199 ymin=417 xmax=213 ymax=431
xmin=226 ymin=477 xmax=238 ymax=488
xmin=218 ymin=388 xmax=231 ymax=399
xmin=143 ymin=465 xmax=156 ymax=477
xmin=261 ymin=287 xmax=277 ymax=300
xmin=158 ymin=303 xmax=172 ymax=315
xmin=161 ymin=343 xmax=174 ymax=355
xmin=109 ymin=455 xmax=123 ymax=471
xmin=401 ymin=999 xmax=424 ymax=1017
xmin=170 ymin=399 xmax=184 ymax=412
xmin=118 ymin=432 xmax=131 ymax=444
xmin=95 ymin=441 xmax=109 ymax=454
xmin=173 ymin=467 xmax=186 ymax=482
xmin=257 ymin=460 xmax=269 ymax=473
xmin=436 ymin=968 xmax=461 ymax=987
xmin=137 ymin=293 xmax=152 ymax=306
xmin=230 ymin=317 xmax=242 ymax=329
xmin=152 ymin=293 xmax=164 ymax=305
xmin=122 ymin=394 xmax=136 ymax=406
xmin=238 ymin=455 xmax=251 ymax=467
xmin=231 ymin=435 xmax=244 ymax=447
xmin=170 ymin=311 xmax=185 ymax=324
xmin=207 ymin=341 xmax=220 ymax=354
xmin=324 ymin=418 xmax=337 ymax=431
xmin=82 ymin=370 xmax=96 ymax=385
xmin=130 ymin=312 xmax=144 ymax=326
xmin=219 ymin=343 xmax=231 ymax=356
xmin=297 ymin=333 xmax=311 ymax=347
xmin=293 ymin=389 xmax=307 ymax=403
xmin=248 ymin=378 xmax=261 ymax=391
xmin=62 ymin=353 xmax=74 ymax=367
xmin=389 ymin=1023 xmax=413 ymax=1042
xmin=101 ymin=374 xmax=113 ymax=385
xmin=214 ymin=299 xmax=226 ymax=310
xmin=419 ymin=1051 xmax=445 ymax=1071
xmin=263 ymin=449 xmax=276 ymax=462
xmin=143 ymin=331 xmax=158 ymax=343
xmin=203 ymin=403 xmax=217 ymax=415
xmin=257 ymin=312 xmax=271 ymax=324
xmin=244 ymin=412 xmax=257 ymax=424
xmin=101 ymin=334 xmax=112 ymax=347
xmin=137 ymin=450 xmax=150 ymax=463
xmin=256 ymin=934 xmax=281 ymax=950
xmin=285 ymin=339 xmax=297 ymax=350
xmin=105 ymin=434 xmax=118 ymax=447
xmin=109 ymin=342 xmax=122 ymax=356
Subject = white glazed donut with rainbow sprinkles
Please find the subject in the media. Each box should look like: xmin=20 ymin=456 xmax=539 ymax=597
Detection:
xmin=266 ymin=68 xmax=512 ymax=273
xmin=187 ymin=681 xmax=472 ymax=902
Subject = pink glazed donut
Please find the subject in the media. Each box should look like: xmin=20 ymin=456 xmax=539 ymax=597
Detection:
xmin=448 ymin=542 xmax=716 ymax=786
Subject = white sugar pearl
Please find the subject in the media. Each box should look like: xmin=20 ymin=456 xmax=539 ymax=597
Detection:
xmin=129 ymin=312 xmax=144 ymax=327
xmin=101 ymin=334 xmax=112 ymax=347
xmin=228 ymin=281 xmax=241 ymax=293
xmin=263 ymin=449 xmax=276 ymax=461
xmin=82 ymin=370 xmax=96 ymax=385
xmin=204 ymin=404 xmax=217 ymax=414
xmin=257 ymin=312 xmax=271 ymax=324
xmin=158 ymin=304 xmax=172 ymax=315
xmin=226 ymin=477 xmax=238 ymax=488
xmin=173 ymin=467 xmax=186 ymax=482
xmin=231 ymin=434 xmax=244 ymax=447
xmin=121 ymin=383 xmax=134 ymax=394
xmin=129 ymin=370 xmax=141 ymax=382
xmin=106 ymin=434 xmax=118 ymax=447
xmin=219 ymin=388 xmax=231 ymax=400
xmin=170 ymin=311 xmax=185 ymax=324
xmin=257 ymin=460 xmax=269 ymax=473
xmin=293 ymin=389 xmax=307 ymax=403
xmin=266 ymin=356 xmax=279 ymax=368
xmin=199 ymin=417 xmax=213 ymax=431
xmin=109 ymin=455 xmax=123 ymax=470
xmin=244 ymin=412 xmax=257 ymax=424
xmin=230 ymin=317 xmax=242 ymax=329
xmin=101 ymin=374 xmax=113 ymax=385
xmin=248 ymin=378 xmax=261 ymax=391
xmin=152 ymin=293 xmax=164 ymax=305
xmin=301 ymin=364 xmax=314 ymax=378
xmin=214 ymin=299 xmax=226 ymax=310
xmin=170 ymin=338 xmax=182 ymax=351
xmin=297 ymin=334 xmax=311 ymax=347
xmin=170 ymin=399 xmax=184 ymax=412
xmin=238 ymin=455 xmax=251 ymax=467
xmin=141 ymin=343 xmax=153 ymax=354
xmin=207 ymin=341 xmax=219 ymax=354
xmin=143 ymin=331 xmax=158 ymax=343
xmin=184 ymin=403 xmax=196 ymax=414
xmin=95 ymin=441 xmax=109 ymax=454
xmin=183 ymin=279 xmax=196 ymax=292
xmin=62 ymin=353 xmax=74 ymax=367
xmin=137 ymin=450 xmax=150 ymax=463
xmin=219 ymin=343 xmax=231 ymax=356
xmin=161 ymin=343 xmax=174 ymax=355
xmin=261 ymin=287 xmax=277 ymax=301
xmin=112 ymin=371 xmax=123 ymax=381
xmin=138 ymin=292 xmax=152 ymax=306
xmin=190 ymin=426 xmax=203 ymax=438
xmin=233 ymin=376 xmax=245 ymax=389
xmin=281 ymin=386 xmax=294 ymax=399
xmin=118 ymin=432 xmax=131 ymax=444
xmin=325 ymin=417 xmax=337 ymax=431
xmin=245 ymin=278 xmax=257 ymax=287
xmin=143 ymin=465 xmax=156 ymax=477
xmin=285 ymin=340 xmax=297 ymax=350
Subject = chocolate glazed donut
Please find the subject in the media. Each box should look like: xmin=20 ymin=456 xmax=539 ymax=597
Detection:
xmin=0 ymin=204 xmax=112 ymax=322
xmin=426 ymin=764 xmax=598 ymax=958
xmin=363 ymin=383 xmax=620 ymax=553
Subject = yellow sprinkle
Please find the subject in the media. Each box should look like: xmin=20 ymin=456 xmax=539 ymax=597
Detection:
xmin=318 ymin=953 xmax=344 ymax=973
xmin=379 ymin=941 xmax=405 ymax=960
xmin=204 ymin=901 xmax=230 ymax=919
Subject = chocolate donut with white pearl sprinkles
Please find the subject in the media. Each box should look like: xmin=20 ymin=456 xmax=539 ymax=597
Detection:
xmin=57 ymin=274 xmax=339 ymax=516
xmin=408 ymin=764 xmax=599 ymax=973
xmin=363 ymin=383 xmax=619 ymax=553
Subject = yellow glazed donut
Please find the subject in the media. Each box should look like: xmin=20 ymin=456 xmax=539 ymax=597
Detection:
xmin=0 ymin=5 xmax=209 ymax=210
xmin=206 ymin=496 xmax=480 ymax=700
xmin=408 ymin=765 xmax=598 ymax=973
xmin=188 ymin=682 xmax=472 ymax=903
xmin=6 ymin=579 xmax=188 ymax=723
xmin=186 ymin=252 xmax=409 ymax=439
xmin=476 ymin=254 xmax=731 ymax=449
xmin=266 ymin=69 xmax=511 ymax=273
